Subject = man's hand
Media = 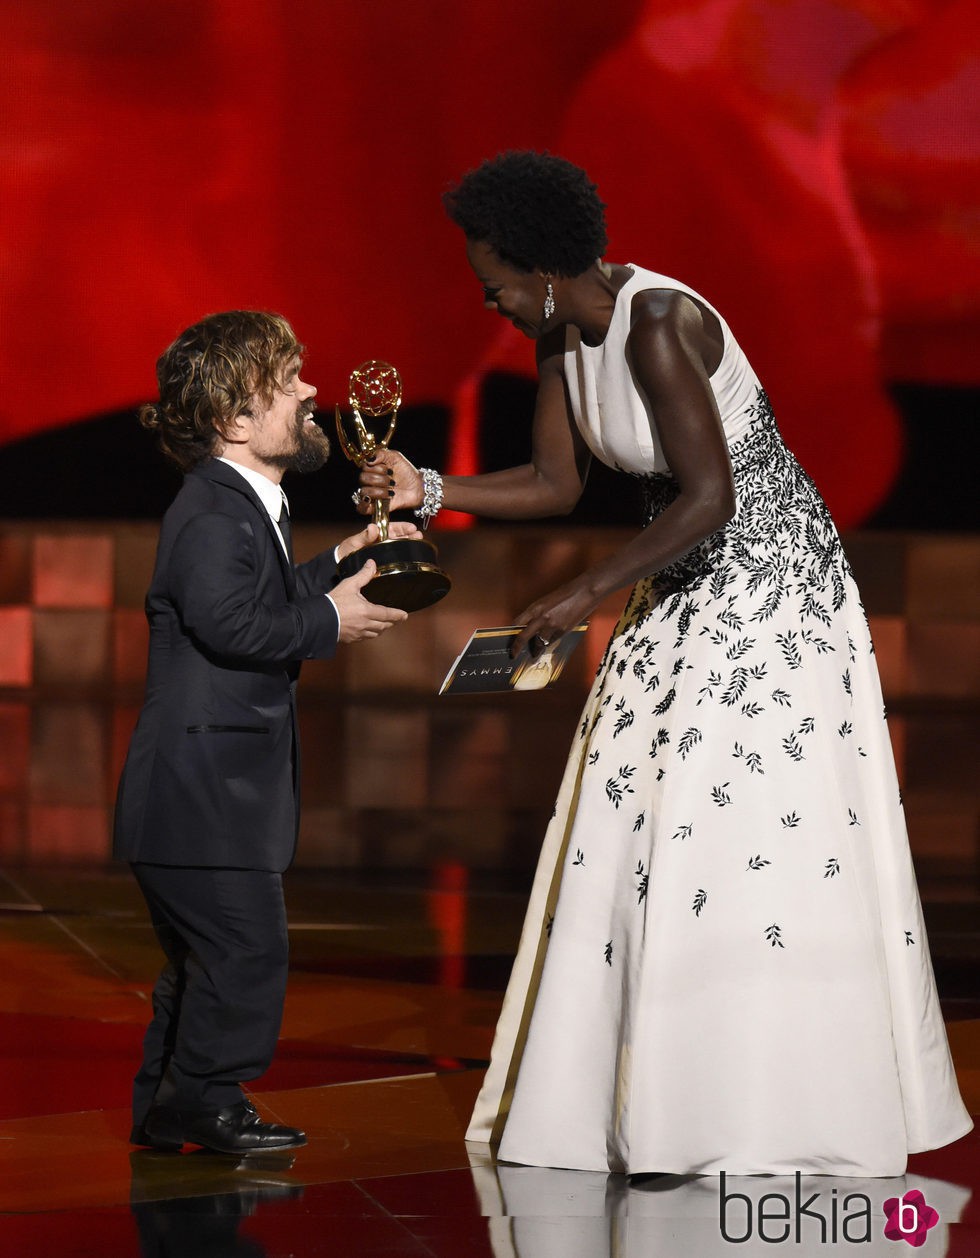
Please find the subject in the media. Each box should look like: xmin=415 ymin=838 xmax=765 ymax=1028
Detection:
xmin=331 ymin=560 xmax=408 ymax=642
xmin=335 ymin=520 xmax=423 ymax=563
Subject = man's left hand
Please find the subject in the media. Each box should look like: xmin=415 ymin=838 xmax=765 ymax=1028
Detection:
xmin=336 ymin=521 xmax=424 ymax=563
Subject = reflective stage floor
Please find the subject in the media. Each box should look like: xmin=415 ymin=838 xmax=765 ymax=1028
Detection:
xmin=1 ymin=864 xmax=978 ymax=1256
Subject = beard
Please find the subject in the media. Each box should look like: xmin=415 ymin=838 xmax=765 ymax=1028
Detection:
xmin=267 ymin=402 xmax=331 ymax=474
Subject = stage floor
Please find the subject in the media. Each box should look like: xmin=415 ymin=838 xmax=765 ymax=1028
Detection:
xmin=1 ymin=864 xmax=977 ymax=1256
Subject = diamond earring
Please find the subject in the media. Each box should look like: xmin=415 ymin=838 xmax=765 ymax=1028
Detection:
xmin=543 ymin=281 xmax=556 ymax=321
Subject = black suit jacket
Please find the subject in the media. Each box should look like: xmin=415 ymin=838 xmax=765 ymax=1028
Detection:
xmin=113 ymin=459 xmax=341 ymax=872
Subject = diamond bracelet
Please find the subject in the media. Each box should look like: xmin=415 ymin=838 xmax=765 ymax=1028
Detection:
xmin=414 ymin=468 xmax=444 ymax=529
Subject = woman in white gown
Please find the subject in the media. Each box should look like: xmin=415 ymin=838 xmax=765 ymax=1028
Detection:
xmin=359 ymin=151 xmax=972 ymax=1176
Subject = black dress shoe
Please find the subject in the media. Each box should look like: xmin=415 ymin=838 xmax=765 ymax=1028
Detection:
xmin=138 ymin=1104 xmax=185 ymax=1152
xmin=181 ymin=1100 xmax=306 ymax=1154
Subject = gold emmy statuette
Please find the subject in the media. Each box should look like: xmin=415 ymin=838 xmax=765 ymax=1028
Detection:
xmin=335 ymin=360 xmax=451 ymax=612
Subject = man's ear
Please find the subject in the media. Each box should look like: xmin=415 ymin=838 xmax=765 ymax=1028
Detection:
xmin=218 ymin=410 xmax=251 ymax=447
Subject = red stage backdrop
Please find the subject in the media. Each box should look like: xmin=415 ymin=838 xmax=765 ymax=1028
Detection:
xmin=1 ymin=0 xmax=977 ymax=526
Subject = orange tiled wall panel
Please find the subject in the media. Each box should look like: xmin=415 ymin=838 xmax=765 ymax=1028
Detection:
xmin=0 ymin=524 xmax=976 ymax=872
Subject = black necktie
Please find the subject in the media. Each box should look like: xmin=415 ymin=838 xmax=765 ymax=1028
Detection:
xmin=277 ymin=498 xmax=293 ymax=563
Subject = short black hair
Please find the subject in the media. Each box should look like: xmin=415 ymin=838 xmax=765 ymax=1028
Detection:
xmin=443 ymin=151 xmax=607 ymax=277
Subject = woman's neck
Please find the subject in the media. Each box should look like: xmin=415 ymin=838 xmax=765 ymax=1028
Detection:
xmin=565 ymin=261 xmax=633 ymax=345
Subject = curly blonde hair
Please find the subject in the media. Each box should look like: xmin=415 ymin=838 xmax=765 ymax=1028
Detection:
xmin=139 ymin=311 xmax=303 ymax=470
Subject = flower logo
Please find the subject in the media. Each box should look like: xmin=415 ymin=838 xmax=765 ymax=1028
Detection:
xmin=883 ymin=1189 xmax=940 ymax=1246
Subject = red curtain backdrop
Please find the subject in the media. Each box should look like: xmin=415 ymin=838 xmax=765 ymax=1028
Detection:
xmin=1 ymin=0 xmax=977 ymax=526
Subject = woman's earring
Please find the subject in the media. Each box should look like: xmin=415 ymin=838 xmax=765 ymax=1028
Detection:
xmin=543 ymin=281 xmax=556 ymax=321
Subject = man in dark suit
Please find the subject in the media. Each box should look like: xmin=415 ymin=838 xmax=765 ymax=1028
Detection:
xmin=115 ymin=310 xmax=416 ymax=1155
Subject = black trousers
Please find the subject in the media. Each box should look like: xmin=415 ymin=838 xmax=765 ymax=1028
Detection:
xmin=131 ymin=863 xmax=289 ymax=1124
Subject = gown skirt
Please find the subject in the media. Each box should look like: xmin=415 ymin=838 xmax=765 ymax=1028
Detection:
xmin=466 ymin=394 xmax=972 ymax=1176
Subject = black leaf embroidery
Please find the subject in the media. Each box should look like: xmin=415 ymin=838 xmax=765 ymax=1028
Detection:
xmin=905 ymin=931 xmax=915 ymax=947
xmin=741 ymin=701 xmax=764 ymax=718
xmin=671 ymin=656 xmax=687 ymax=676
xmin=771 ymin=688 xmax=792 ymax=707
xmin=636 ymin=861 xmax=648 ymax=903
xmin=848 ymin=808 xmax=860 ymax=826
xmin=672 ymin=822 xmax=693 ymax=841
xmin=800 ymin=591 xmax=832 ymax=627
xmin=781 ymin=811 xmax=801 ymax=828
xmin=678 ymin=727 xmax=702 ymax=760
xmin=613 ymin=699 xmax=635 ymax=737
xmin=824 ymin=858 xmax=840 ymax=878
xmin=801 ymin=628 xmax=834 ymax=654
xmin=653 ymin=687 xmax=676 ymax=715
xmin=605 ymin=766 xmax=636 ymax=808
xmin=765 ymin=924 xmax=785 ymax=949
xmin=750 ymin=585 xmax=783 ymax=622
xmin=572 ymin=849 xmax=585 ymax=866
xmin=838 ymin=720 xmax=853 ymax=738
xmin=731 ymin=742 xmax=763 ymax=773
xmin=710 ymin=565 xmax=734 ymax=601
xmin=842 ymin=669 xmax=852 ymax=697
xmin=604 ymin=940 xmax=613 ymax=966
xmin=775 ymin=631 xmax=802 ymax=670
xmin=832 ymin=569 xmax=846 ymax=612
xmin=718 ymin=605 xmax=744 ymax=632
xmin=711 ymin=783 xmax=732 ymax=806
xmin=721 ymin=667 xmax=749 ymax=706
xmin=692 ymin=888 xmax=707 ymax=917
xmin=799 ymin=716 xmax=815 ymax=735
xmin=649 ymin=727 xmax=670 ymax=758
xmin=747 ymin=855 xmax=771 ymax=870
xmin=782 ymin=732 xmax=805 ymax=762
xmin=588 ymin=749 xmax=600 ymax=765
xmin=725 ymin=636 xmax=756 ymax=661
xmin=697 ymin=670 xmax=722 ymax=705
xmin=674 ymin=600 xmax=697 ymax=647
xmin=633 ymin=811 xmax=645 ymax=833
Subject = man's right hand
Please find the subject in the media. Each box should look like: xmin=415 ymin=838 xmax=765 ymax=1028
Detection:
xmin=331 ymin=560 xmax=408 ymax=642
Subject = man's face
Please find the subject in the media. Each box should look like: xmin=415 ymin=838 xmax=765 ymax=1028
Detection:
xmin=246 ymin=357 xmax=330 ymax=474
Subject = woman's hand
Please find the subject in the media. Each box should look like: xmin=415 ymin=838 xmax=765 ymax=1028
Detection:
xmin=355 ymin=449 xmax=423 ymax=515
xmin=512 ymin=575 xmax=600 ymax=657
xmin=335 ymin=520 xmax=423 ymax=563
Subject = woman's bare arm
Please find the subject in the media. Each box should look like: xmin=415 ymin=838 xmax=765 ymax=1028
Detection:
xmin=358 ymin=328 xmax=590 ymax=519
xmin=513 ymin=291 xmax=736 ymax=651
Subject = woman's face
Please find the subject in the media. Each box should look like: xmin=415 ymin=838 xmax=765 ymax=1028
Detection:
xmin=465 ymin=239 xmax=549 ymax=339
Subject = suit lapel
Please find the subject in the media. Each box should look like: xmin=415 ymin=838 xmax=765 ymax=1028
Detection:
xmin=193 ymin=460 xmax=297 ymax=596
